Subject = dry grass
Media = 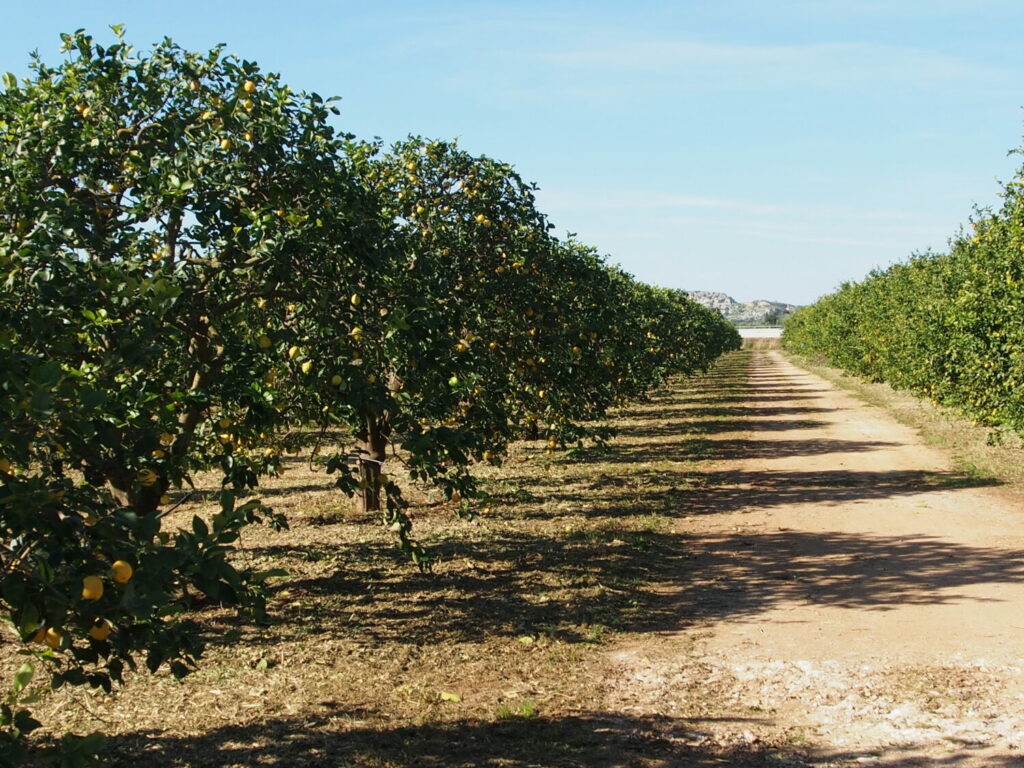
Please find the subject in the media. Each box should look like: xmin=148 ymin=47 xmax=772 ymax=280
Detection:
xmin=740 ymin=337 xmax=781 ymax=350
xmin=4 ymin=352 xmax=800 ymax=767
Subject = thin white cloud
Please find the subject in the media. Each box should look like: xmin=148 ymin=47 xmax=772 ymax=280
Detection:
xmin=536 ymin=188 xmax=924 ymax=223
xmin=539 ymin=39 xmax=1003 ymax=91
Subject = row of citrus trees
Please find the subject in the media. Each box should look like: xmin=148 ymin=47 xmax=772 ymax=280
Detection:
xmin=0 ymin=28 xmax=739 ymax=763
xmin=782 ymin=151 xmax=1024 ymax=436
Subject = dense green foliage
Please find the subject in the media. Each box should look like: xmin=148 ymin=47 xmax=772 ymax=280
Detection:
xmin=783 ymin=157 xmax=1024 ymax=435
xmin=0 ymin=29 xmax=738 ymax=762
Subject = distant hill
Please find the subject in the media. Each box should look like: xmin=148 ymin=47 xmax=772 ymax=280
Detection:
xmin=687 ymin=291 xmax=799 ymax=327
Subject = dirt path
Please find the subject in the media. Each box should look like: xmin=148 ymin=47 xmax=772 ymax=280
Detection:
xmin=608 ymin=350 xmax=1024 ymax=766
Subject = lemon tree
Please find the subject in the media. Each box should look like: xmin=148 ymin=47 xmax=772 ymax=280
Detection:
xmin=0 ymin=28 xmax=378 ymax=761
xmin=784 ymin=148 xmax=1024 ymax=435
xmin=327 ymin=137 xmax=740 ymax=542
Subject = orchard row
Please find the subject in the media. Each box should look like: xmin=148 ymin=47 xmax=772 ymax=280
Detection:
xmin=783 ymin=147 xmax=1024 ymax=436
xmin=0 ymin=29 xmax=738 ymax=759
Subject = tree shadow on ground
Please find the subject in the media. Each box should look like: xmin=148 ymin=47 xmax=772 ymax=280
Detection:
xmin=220 ymin=353 xmax=1010 ymax=648
xmin=232 ymin=508 xmax=1024 ymax=648
xmin=129 ymin=353 xmax=1024 ymax=767
xmin=496 ymin=466 xmax=997 ymax=515
xmin=99 ymin=711 xmax=1023 ymax=768
xmin=614 ymin=418 xmax=831 ymax=438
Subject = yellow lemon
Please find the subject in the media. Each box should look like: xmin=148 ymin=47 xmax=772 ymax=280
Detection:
xmin=44 ymin=627 xmax=63 ymax=650
xmin=111 ymin=561 xmax=133 ymax=584
xmin=82 ymin=575 xmax=104 ymax=601
xmin=137 ymin=469 xmax=158 ymax=486
xmin=242 ymin=80 xmax=256 ymax=93
xmin=89 ymin=619 xmax=112 ymax=642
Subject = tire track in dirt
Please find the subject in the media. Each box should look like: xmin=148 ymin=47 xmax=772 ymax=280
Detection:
xmin=607 ymin=350 xmax=1024 ymax=766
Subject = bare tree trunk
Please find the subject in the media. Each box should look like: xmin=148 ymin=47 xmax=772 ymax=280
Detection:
xmin=356 ymin=414 xmax=389 ymax=513
xmin=523 ymin=419 xmax=540 ymax=441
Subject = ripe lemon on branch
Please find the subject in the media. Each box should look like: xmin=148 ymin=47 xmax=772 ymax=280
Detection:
xmin=111 ymin=561 xmax=133 ymax=584
xmin=81 ymin=575 xmax=104 ymax=600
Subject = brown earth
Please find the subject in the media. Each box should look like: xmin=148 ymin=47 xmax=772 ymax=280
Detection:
xmin=8 ymin=349 xmax=1024 ymax=767
xmin=607 ymin=350 xmax=1024 ymax=766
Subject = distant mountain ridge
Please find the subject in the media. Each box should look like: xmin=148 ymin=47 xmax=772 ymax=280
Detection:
xmin=687 ymin=291 xmax=799 ymax=326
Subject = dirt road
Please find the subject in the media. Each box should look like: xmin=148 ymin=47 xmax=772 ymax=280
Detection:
xmin=609 ymin=350 xmax=1024 ymax=766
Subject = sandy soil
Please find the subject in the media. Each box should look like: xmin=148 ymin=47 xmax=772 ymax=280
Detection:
xmin=608 ymin=350 xmax=1024 ymax=766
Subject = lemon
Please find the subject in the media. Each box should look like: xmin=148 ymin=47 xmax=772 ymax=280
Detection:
xmin=89 ymin=619 xmax=112 ymax=642
xmin=258 ymin=335 xmax=272 ymax=349
xmin=111 ymin=560 xmax=133 ymax=584
xmin=44 ymin=627 xmax=63 ymax=650
xmin=242 ymin=80 xmax=256 ymax=93
xmin=82 ymin=575 xmax=104 ymax=601
xmin=137 ymin=469 xmax=158 ymax=486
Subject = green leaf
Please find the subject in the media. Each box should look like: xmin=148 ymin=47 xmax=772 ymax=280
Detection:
xmin=12 ymin=662 xmax=34 ymax=694
xmin=2 ymin=72 xmax=16 ymax=91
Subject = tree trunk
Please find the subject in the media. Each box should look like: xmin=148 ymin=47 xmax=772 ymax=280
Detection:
xmin=524 ymin=419 xmax=540 ymax=441
xmin=356 ymin=414 xmax=389 ymax=513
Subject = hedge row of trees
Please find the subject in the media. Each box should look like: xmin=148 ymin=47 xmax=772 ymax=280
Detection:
xmin=0 ymin=29 xmax=739 ymax=761
xmin=783 ymin=149 xmax=1024 ymax=436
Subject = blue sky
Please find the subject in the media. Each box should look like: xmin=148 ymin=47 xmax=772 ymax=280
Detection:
xmin=3 ymin=1 xmax=1023 ymax=304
